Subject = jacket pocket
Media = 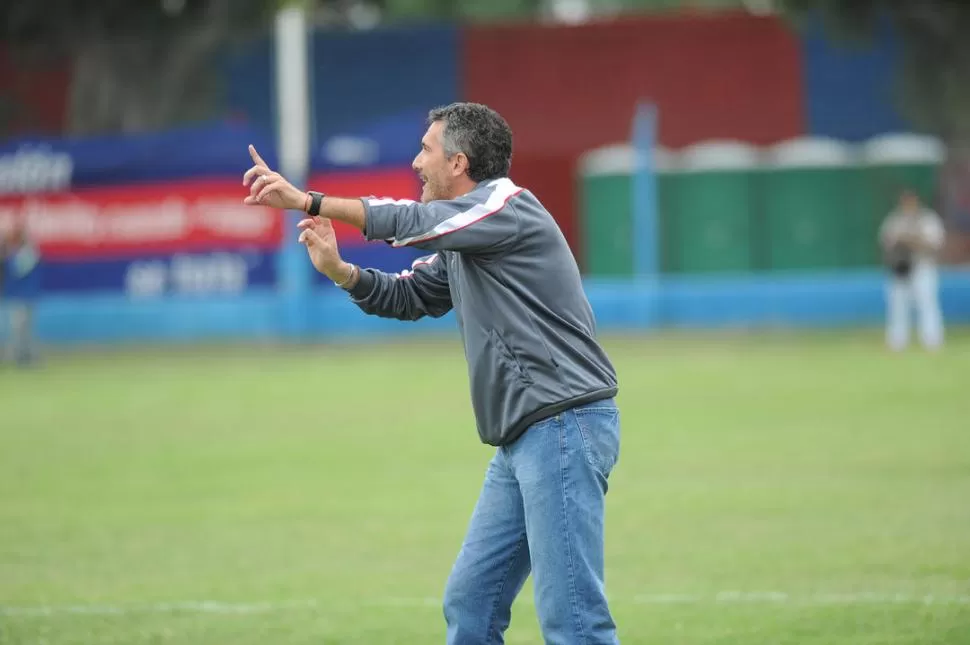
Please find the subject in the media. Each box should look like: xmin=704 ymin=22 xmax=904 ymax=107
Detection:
xmin=467 ymin=328 xmax=536 ymax=445
xmin=487 ymin=329 xmax=533 ymax=385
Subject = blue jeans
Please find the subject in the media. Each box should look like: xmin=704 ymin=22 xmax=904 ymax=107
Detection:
xmin=444 ymin=399 xmax=621 ymax=644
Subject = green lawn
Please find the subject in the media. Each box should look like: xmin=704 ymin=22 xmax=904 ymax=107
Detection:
xmin=1 ymin=330 xmax=969 ymax=644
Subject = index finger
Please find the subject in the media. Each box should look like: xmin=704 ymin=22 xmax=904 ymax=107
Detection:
xmin=249 ymin=144 xmax=268 ymax=168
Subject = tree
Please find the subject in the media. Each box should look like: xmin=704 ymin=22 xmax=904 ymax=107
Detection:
xmin=1 ymin=0 xmax=275 ymax=137
xmin=781 ymin=1 xmax=970 ymax=141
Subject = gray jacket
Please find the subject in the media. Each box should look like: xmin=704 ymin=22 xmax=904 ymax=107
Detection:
xmin=348 ymin=177 xmax=618 ymax=446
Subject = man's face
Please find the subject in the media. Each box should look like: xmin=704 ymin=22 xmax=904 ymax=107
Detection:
xmin=5 ymin=223 xmax=24 ymax=247
xmin=413 ymin=121 xmax=456 ymax=203
xmin=900 ymin=191 xmax=920 ymax=214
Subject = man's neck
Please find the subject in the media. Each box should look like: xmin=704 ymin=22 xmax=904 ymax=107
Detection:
xmin=447 ymin=178 xmax=478 ymax=200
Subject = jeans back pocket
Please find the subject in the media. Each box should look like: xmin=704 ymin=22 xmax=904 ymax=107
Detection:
xmin=574 ymin=406 xmax=621 ymax=478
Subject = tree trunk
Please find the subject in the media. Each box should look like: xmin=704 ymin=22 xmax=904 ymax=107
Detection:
xmin=66 ymin=5 xmax=227 ymax=136
xmin=939 ymin=140 xmax=970 ymax=263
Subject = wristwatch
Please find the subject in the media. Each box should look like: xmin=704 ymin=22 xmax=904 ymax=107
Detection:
xmin=305 ymin=191 xmax=325 ymax=216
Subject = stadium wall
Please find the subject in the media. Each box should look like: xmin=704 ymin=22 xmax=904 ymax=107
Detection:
xmin=6 ymin=11 xmax=952 ymax=349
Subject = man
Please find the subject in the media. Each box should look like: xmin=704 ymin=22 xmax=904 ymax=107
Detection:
xmin=879 ymin=188 xmax=946 ymax=351
xmin=0 ymin=230 xmax=6 ymax=357
xmin=243 ymin=102 xmax=621 ymax=644
xmin=1 ymin=219 xmax=41 ymax=366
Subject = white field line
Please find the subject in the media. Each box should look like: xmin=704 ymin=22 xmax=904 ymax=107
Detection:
xmin=2 ymin=592 xmax=969 ymax=617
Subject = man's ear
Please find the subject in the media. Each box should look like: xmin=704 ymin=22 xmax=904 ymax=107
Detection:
xmin=451 ymin=152 xmax=470 ymax=177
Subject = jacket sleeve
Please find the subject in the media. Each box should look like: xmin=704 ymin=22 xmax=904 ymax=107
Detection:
xmin=346 ymin=252 xmax=452 ymax=321
xmin=360 ymin=178 xmax=522 ymax=255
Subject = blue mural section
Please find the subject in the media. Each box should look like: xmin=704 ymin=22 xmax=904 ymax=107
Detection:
xmin=0 ymin=122 xmax=278 ymax=188
xmin=221 ymin=23 xmax=460 ymax=151
xmin=0 ymin=114 xmax=433 ymax=188
xmin=311 ymin=24 xmax=459 ymax=137
xmin=42 ymin=250 xmax=278 ymax=296
xmin=800 ymin=12 xmax=913 ymax=141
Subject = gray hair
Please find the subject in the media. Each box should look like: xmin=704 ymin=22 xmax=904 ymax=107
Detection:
xmin=428 ymin=102 xmax=513 ymax=183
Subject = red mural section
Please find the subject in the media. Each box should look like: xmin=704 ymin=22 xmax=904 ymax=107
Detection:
xmin=309 ymin=167 xmax=422 ymax=246
xmin=0 ymin=47 xmax=70 ymax=138
xmin=462 ymin=12 xmax=805 ymax=257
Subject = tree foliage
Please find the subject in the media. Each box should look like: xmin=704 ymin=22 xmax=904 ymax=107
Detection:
xmin=779 ymin=0 xmax=970 ymax=143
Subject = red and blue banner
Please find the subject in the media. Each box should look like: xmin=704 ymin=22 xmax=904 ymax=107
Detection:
xmin=0 ymin=177 xmax=281 ymax=296
xmin=0 ymin=116 xmax=426 ymax=296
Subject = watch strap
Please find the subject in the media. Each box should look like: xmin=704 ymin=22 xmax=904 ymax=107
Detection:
xmin=306 ymin=191 xmax=325 ymax=216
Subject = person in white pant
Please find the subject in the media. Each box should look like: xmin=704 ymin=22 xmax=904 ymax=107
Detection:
xmin=879 ymin=189 xmax=946 ymax=351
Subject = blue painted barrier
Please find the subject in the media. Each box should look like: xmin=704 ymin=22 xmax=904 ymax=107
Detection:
xmin=24 ymin=268 xmax=970 ymax=346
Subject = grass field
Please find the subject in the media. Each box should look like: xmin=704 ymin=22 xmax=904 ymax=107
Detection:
xmin=1 ymin=329 xmax=969 ymax=644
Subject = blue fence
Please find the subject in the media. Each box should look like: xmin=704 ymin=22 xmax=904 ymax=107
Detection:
xmin=26 ymin=267 xmax=970 ymax=346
